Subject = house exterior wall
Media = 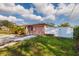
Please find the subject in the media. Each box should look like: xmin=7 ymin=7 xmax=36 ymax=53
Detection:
xmin=45 ymin=27 xmax=73 ymax=38
xmin=25 ymin=24 xmax=47 ymax=35
xmin=55 ymin=27 xmax=73 ymax=38
xmin=32 ymin=25 xmax=45 ymax=35
xmin=25 ymin=26 xmax=29 ymax=35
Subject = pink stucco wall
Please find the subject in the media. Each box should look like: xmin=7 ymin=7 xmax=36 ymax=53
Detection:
xmin=26 ymin=24 xmax=47 ymax=35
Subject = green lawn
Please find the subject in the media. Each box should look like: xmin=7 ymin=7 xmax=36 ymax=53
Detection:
xmin=0 ymin=35 xmax=76 ymax=56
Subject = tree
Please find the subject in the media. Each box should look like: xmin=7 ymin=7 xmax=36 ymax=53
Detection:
xmin=0 ymin=20 xmax=26 ymax=35
xmin=60 ymin=22 xmax=70 ymax=27
xmin=14 ymin=26 xmax=25 ymax=36
xmin=73 ymin=26 xmax=79 ymax=55
xmin=0 ymin=20 xmax=16 ymax=34
xmin=48 ymin=23 xmax=55 ymax=27
xmin=0 ymin=20 xmax=14 ymax=28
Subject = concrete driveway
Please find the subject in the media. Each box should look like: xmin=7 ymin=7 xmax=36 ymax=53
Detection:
xmin=0 ymin=34 xmax=36 ymax=47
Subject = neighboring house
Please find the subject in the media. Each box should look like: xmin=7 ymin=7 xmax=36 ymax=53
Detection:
xmin=23 ymin=23 xmax=47 ymax=35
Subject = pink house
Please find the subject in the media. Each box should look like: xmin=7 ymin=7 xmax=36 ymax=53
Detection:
xmin=24 ymin=23 xmax=47 ymax=35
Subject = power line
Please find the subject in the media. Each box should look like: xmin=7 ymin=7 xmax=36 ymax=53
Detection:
xmin=48 ymin=4 xmax=77 ymax=24
xmin=68 ymin=3 xmax=77 ymax=19
xmin=55 ymin=3 xmax=77 ymax=19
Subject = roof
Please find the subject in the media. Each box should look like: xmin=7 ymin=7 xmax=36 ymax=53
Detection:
xmin=20 ymin=23 xmax=48 ymax=27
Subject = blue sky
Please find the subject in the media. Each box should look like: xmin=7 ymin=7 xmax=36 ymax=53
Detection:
xmin=0 ymin=3 xmax=79 ymax=26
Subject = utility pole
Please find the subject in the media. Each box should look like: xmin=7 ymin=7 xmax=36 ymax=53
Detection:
xmin=70 ymin=3 xmax=79 ymax=55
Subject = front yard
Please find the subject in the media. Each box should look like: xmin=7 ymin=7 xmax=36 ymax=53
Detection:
xmin=0 ymin=35 xmax=76 ymax=56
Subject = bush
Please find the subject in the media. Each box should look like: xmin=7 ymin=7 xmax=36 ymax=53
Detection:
xmin=73 ymin=26 xmax=79 ymax=55
xmin=14 ymin=26 xmax=26 ymax=36
xmin=74 ymin=26 xmax=79 ymax=39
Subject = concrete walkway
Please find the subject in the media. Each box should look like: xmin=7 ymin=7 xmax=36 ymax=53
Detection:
xmin=0 ymin=35 xmax=36 ymax=49
xmin=13 ymin=35 xmax=36 ymax=41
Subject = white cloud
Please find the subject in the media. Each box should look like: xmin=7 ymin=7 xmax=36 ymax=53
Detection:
xmin=0 ymin=15 xmax=24 ymax=23
xmin=43 ymin=15 xmax=55 ymax=20
xmin=0 ymin=3 xmax=33 ymax=15
xmin=33 ymin=3 xmax=79 ymax=21
xmin=69 ymin=4 xmax=79 ymax=20
xmin=33 ymin=3 xmax=56 ymax=21
xmin=57 ymin=3 xmax=75 ymax=16
xmin=23 ymin=14 xmax=43 ymax=21
xmin=33 ymin=3 xmax=56 ymax=16
xmin=0 ymin=3 xmax=44 ymax=22
xmin=23 ymin=14 xmax=55 ymax=22
xmin=16 ymin=5 xmax=33 ymax=15
xmin=0 ymin=3 xmax=79 ymax=25
xmin=56 ymin=3 xmax=79 ymax=20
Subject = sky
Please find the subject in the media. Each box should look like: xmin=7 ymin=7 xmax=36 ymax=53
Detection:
xmin=0 ymin=3 xmax=79 ymax=26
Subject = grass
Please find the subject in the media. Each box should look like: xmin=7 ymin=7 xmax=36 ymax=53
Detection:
xmin=0 ymin=35 xmax=76 ymax=56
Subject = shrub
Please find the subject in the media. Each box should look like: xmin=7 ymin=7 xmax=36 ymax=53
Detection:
xmin=14 ymin=26 xmax=26 ymax=36
xmin=73 ymin=26 xmax=79 ymax=55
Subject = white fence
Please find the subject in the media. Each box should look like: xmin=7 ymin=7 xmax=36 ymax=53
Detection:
xmin=45 ymin=27 xmax=73 ymax=38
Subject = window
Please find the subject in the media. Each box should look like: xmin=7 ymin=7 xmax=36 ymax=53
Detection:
xmin=28 ymin=26 xmax=33 ymax=31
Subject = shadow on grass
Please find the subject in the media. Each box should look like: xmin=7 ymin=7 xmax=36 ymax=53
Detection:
xmin=6 ymin=47 xmax=26 ymax=56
